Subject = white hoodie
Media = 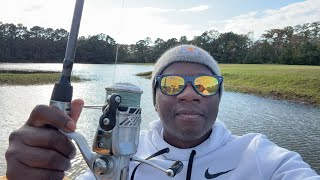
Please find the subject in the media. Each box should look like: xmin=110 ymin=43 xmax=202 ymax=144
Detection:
xmin=76 ymin=120 xmax=319 ymax=180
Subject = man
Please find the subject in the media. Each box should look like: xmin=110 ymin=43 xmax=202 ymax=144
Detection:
xmin=5 ymin=45 xmax=319 ymax=179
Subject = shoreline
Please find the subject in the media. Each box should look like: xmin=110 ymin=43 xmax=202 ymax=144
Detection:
xmin=136 ymin=70 xmax=320 ymax=107
xmin=0 ymin=70 xmax=84 ymax=85
xmin=1 ymin=64 xmax=319 ymax=107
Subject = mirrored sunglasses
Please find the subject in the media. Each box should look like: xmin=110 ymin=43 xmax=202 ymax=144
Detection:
xmin=155 ymin=74 xmax=223 ymax=96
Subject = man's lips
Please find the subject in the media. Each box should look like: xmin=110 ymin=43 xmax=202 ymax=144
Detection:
xmin=177 ymin=114 xmax=202 ymax=119
xmin=176 ymin=110 xmax=203 ymax=119
xmin=176 ymin=115 xmax=203 ymax=123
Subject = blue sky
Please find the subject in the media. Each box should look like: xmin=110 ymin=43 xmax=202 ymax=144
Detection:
xmin=0 ymin=0 xmax=319 ymax=44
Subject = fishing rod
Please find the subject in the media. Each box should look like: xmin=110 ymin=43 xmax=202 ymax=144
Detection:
xmin=49 ymin=0 xmax=183 ymax=179
xmin=50 ymin=0 xmax=83 ymax=114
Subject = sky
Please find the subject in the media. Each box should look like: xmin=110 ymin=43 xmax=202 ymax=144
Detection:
xmin=0 ymin=0 xmax=320 ymax=44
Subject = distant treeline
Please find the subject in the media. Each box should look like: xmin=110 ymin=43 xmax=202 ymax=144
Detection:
xmin=0 ymin=21 xmax=319 ymax=65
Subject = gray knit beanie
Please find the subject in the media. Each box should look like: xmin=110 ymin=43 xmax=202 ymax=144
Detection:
xmin=152 ymin=44 xmax=223 ymax=106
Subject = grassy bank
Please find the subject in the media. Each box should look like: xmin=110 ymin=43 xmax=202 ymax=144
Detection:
xmin=136 ymin=64 xmax=320 ymax=106
xmin=0 ymin=70 xmax=83 ymax=85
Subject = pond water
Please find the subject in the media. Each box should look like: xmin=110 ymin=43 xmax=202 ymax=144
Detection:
xmin=0 ymin=63 xmax=319 ymax=178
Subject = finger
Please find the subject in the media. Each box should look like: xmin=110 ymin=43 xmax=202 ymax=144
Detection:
xmin=9 ymin=126 xmax=76 ymax=159
xmin=26 ymin=105 xmax=76 ymax=132
xmin=20 ymin=145 xmax=71 ymax=171
xmin=70 ymin=99 xmax=84 ymax=123
xmin=6 ymin=158 xmax=65 ymax=180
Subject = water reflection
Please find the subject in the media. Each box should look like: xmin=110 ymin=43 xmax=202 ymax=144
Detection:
xmin=0 ymin=63 xmax=319 ymax=178
xmin=220 ymin=92 xmax=320 ymax=175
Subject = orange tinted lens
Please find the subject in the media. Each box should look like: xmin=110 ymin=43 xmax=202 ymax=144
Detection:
xmin=194 ymin=76 xmax=219 ymax=95
xmin=160 ymin=76 xmax=185 ymax=95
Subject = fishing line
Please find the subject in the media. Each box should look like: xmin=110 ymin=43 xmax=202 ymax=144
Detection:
xmin=83 ymin=0 xmax=139 ymax=108
xmin=109 ymin=0 xmax=141 ymax=107
xmin=111 ymin=0 xmax=126 ymax=93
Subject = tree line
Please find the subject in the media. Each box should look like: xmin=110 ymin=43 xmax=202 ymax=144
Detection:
xmin=0 ymin=21 xmax=319 ymax=65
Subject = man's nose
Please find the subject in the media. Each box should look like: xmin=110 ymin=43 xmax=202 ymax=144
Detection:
xmin=177 ymin=83 xmax=201 ymax=102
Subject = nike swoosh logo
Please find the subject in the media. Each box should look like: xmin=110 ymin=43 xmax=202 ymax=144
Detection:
xmin=205 ymin=168 xmax=235 ymax=179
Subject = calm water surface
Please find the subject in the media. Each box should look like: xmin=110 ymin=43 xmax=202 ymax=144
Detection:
xmin=0 ymin=63 xmax=319 ymax=178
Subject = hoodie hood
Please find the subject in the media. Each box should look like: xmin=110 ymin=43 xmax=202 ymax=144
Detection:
xmin=147 ymin=119 xmax=232 ymax=161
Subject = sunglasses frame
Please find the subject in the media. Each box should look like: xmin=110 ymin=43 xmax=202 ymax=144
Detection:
xmin=155 ymin=74 xmax=223 ymax=96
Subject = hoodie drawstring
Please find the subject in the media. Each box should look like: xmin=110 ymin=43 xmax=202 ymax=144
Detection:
xmin=130 ymin=148 xmax=170 ymax=180
xmin=186 ymin=150 xmax=196 ymax=180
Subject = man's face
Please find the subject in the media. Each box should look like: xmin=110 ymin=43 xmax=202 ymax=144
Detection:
xmin=155 ymin=62 xmax=220 ymax=146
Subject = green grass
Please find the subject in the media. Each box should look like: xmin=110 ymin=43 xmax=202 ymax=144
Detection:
xmin=0 ymin=70 xmax=83 ymax=85
xmin=136 ymin=64 xmax=320 ymax=106
xmin=136 ymin=71 xmax=152 ymax=79
xmin=221 ymin=64 xmax=320 ymax=106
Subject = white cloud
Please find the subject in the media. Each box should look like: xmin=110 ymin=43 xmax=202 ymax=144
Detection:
xmin=208 ymin=0 xmax=320 ymax=39
xmin=80 ymin=7 xmax=202 ymax=44
xmin=233 ymin=11 xmax=258 ymax=20
xmin=0 ymin=0 xmax=75 ymax=30
xmin=139 ymin=7 xmax=176 ymax=13
xmin=180 ymin=5 xmax=209 ymax=12
xmin=3 ymin=0 xmax=319 ymax=45
xmin=0 ymin=0 xmax=204 ymax=44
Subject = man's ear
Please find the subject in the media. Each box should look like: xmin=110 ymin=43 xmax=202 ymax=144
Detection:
xmin=154 ymin=98 xmax=159 ymax=112
xmin=154 ymin=88 xmax=159 ymax=112
xmin=154 ymin=102 xmax=158 ymax=112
